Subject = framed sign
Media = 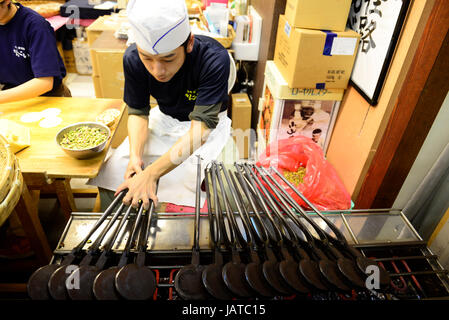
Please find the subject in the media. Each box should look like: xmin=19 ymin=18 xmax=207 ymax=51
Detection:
xmin=348 ymin=0 xmax=410 ymax=106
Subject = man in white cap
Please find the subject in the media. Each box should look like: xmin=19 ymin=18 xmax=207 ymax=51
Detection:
xmin=89 ymin=0 xmax=232 ymax=210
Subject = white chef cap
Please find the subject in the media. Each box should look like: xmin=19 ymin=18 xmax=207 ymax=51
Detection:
xmin=127 ymin=0 xmax=191 ymax=55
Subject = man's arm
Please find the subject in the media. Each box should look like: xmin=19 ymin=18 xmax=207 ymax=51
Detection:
xmin=149 ymin=119 xmax=211 ymax=177
xmin=0 ymin=77 xmax=53 ymax=104
xmin=116 ymin=119 xmax=211 ymax=209
xmin=125 ymin=113 xmax=149 ymax=179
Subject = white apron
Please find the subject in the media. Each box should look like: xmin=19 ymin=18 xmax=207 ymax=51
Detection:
xmin=88 ymin=106 xmax=232 ymax=207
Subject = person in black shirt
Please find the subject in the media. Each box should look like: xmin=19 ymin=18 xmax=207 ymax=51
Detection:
xmin=0 ymin=0 xmax=68 ymax=103
xmin=89 ymin=0 xmax=232 ymax=210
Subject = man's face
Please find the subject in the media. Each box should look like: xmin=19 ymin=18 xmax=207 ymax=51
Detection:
xmin=137 ymin=45 xmax=185 ymax=82
xmin=136 ymin=34 xmax=194 ymax=82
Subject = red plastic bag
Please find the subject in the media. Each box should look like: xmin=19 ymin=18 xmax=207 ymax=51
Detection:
xmin=256 ymin=135 xmax=351 ymax=211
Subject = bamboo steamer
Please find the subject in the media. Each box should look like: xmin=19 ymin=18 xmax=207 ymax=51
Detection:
xmin=0 ymin=135 xmax=15 ymax=203
xmin=0 ymin=135 xmax=23 ymax=228
xmin=0 ymin=159 xmax=22 ymax=228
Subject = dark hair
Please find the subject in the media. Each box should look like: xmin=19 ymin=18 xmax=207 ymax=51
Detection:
xmin=312 ymin=129 xmax=322 ymax=134
xmin=181 ymin=33 xmax=191 ymax=53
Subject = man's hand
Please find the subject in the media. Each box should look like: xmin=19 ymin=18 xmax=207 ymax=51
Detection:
xmin=115 ymin=168 xmax=158 ymax=210
xmin=115 ymin=119 xmax=210 ymax=210
xmin=124 ymin=156 xmax=144 ymax=179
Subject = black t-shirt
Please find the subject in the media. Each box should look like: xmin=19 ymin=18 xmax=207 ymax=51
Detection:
xmin=0 ymin=4 xmax=66 ymax=90
xmin=123 ymin=35 xmax=230 ymax=126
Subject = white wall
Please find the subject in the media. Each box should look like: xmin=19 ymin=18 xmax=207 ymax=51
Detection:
xmin=430 ymin=211 xmax=449 ymax=270
xmin=393 ymin=91 xmax=449 ymax=209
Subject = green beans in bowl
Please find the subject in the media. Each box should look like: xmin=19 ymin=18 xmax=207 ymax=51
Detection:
xmin=56 ymin=122 xmax=111 ymax=159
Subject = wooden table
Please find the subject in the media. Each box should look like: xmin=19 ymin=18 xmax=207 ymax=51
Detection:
xmin=0 ymin=96 xmax=126 ymax=265
xmin=2 ymin=97 xmax=125 ymax=179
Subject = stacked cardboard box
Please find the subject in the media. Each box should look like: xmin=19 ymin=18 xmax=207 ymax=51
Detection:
xmin=87 ymin=15 xmax=129 ymax=99
xmin=89 ymin=30 xmax=127 ymax=99
xmin=273 ymin=0 xmax=359 ymax=90
xmin=256 ymin=0 xmax=359 ymax=159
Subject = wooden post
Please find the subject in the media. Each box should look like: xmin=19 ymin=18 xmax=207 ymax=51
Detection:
xmin=13 ymin=184 xmax=52 ymax=266
xmin=53 ymin=178 xmax=77 ymax=220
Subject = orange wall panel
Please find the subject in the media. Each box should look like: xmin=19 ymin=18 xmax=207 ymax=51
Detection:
xmin=326 ymin=0 xmax=435 ymax=200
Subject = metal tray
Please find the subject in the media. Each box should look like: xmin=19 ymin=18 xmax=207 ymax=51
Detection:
xmin=54 ymin=209 xmax=422 ymax=255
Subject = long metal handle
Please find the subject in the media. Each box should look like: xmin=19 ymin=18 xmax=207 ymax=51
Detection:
xmin=204 ymin=166 xmax=220 ymax=247
xmin=101 ymin=202 xmax=127 ymax=253
xmin=220 ymin=163 xmax=253 ymax=247
xmin=142 ymin=180 xmax=159 ymax=252
xmin=211 ymin=161 xmax=232 ymax=247
xmin=228 ymin=170 xmax=257 ymax=246
xmin=72 ymin=190 xmax=126 ymax=253
xmin=232 ymin=170 xmax=268 ymax=247
xmin=214 ymin=162 xmax=247 ymax=249
xmin=241 ymin=164 xmax=298 ymax=241
xmin=269 ymin=166 xmax=347 ymax=244
xmin=236 ymin=163 xmax=281 ymax=244
xmin=193 ymin=155 xmax=202 ymax=251
xmin=259 ymin=166 xmax=330 ymax=242
xmin=249 ymin=164 xmax=321 ymax=248
xmin=125 ymin=202 xmax=145 ymax=256
xmin=116 ymin=205 xmax=139 ymax=267
xmin=87 ymin=200 xmax=127 ymax=253
xmin=244 ymin=167 xmax=301 ymax=246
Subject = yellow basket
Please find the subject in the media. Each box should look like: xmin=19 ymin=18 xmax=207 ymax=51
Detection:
xmin=0 ymin=134 xmax=15 ymax=204
xmin=213 ymin=25 xmax=236 ymax=49
xmin=195 ymin=8 xmax=236 ymax=49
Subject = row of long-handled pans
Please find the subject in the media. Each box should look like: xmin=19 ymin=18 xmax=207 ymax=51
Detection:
xmin=27 ymin=183 xmax=159 ymax=300
xmin=174 ymin=160 xmax=392 ymax=300
xmin=27 ymin=158 xmax=391 ymax=300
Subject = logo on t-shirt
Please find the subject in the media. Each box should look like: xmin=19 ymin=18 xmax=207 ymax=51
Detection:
xmin=13 ymin=46 xmax=30 ymax=59
xmin=185 ymin=89 xmax=197 ymax=101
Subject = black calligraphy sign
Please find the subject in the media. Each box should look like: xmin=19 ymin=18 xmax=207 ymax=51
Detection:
xmin=348 ymin=0 xmax=410 ymax=106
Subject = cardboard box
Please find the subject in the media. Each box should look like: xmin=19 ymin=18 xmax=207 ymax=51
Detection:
xmin=231 ymin=93 xmax=252 ymax=159
xmin=285 ymin=0 xmax=352 ymax=31
xmin=92 ymin=75 xmax=103 ymax=98
xmin=274 ymin=15 xmax=360 ymax=89
xmin=264 ymin=60 xmax=344 ymax=100
xmin=89 ymin=31 xmax=127 ymax=98
xmin=86 ymin=14 xmax=129 ymax=46
xmin=91 ymin=50 xmax=125 ymax=99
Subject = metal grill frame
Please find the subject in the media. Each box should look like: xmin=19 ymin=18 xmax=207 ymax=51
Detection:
xmin=51 ymin=208 xmax=449 ymax=299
